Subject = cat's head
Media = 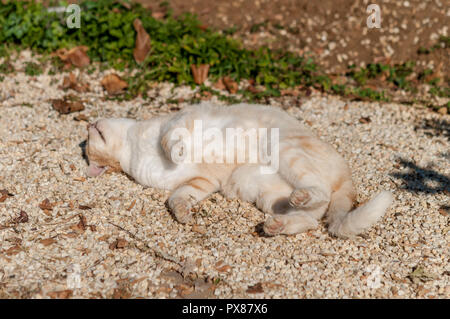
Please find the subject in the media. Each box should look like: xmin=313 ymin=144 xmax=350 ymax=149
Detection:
xmin=86 ymin=118 xmax=135 ymax=177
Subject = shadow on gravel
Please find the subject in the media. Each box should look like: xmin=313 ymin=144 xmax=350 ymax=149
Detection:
xmin=79 ymin=140 xmax=88 ymax=163
xmin=391 ymin=158 xmax=450 ymax=194
xmin=415 ymin=118 xmax=450 ymax=141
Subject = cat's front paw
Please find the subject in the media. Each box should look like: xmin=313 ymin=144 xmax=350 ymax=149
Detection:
xmin=169 ymin=197 xmax=193 ymax=224
xmin=263 ymin=216 xmax=285 ymax=236
xmin=161 ymin=132 xmax=187 ymax=164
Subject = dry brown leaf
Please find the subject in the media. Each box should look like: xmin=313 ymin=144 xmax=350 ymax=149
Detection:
xmin=223 ymin=76 xmax=238 ymax=94
xmin=246 ymin=282 xmax=264 ymax=294
xmin=215 ymin=260 xmax=232 ymax=273
xmin=73 ymin=114 xmax=89 ymax=122
xmin=280 ymin=88 xmax=300 ymax=97
xmin=101 ymin=74 xmax=128 ymax=95
xmin=191 ymin=64 xmax=210 ymax=85
xmin=4 ymin=245 xmax=21 ymax=256
xmin=438 ymin=207 xmax=449 ymax=216
xmin=15 ymin=211 xmax=28 ymax=224
xmin=70 ymin=214 xmax=87 ymax=234
xmin=47 ymin=290 xmax=73 ymax=299
xmin=359 ymin=116 xmax=371 ymax=124
xmin=40 ymin=238 xmax=56 ymax=246
xmin=39 ymin=198 xmax=56 ymax=211
xmin=127 ymin=200 xmax=136 ymax=211
xmin=51 ymin=96 xmax=85 ymax=114
xmin=61 ymin=73 xmax=89 ymax=93
xmin=112 ymin=287 xmax=131 ymax=299
xmin=176 ymin=284 xmax=195 ymax=297
xmin=109 ymin=238 xmax=128 ymax=250
xmin=213 ymin=78 xmax=226 ymax=90
xmin=56 ymin=46 xmax=90 ymax=68
xmin=437 ymin=107 xmax=447 ymax=115
xmin=133 ymin=19 xmax=151 ymax=63
xmin=0 ymin=189 xmax=13 ymax=202
xmin=78 ymin=205 xmax=92 ymax=210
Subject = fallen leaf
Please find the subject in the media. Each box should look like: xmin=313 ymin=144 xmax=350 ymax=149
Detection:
xmin=15 ymin=211 xmax=28 ymax=223
xmin=47 ymin=290 xmax=73 ymax=299
xmin=246 ymin=282 xmax=264 ymax=294
xmin=437 ymin=107 xmax=447 ymax=115
xmin=56 ymin=46 xmax=90 ymax=68
xmin=126 ymin=200 xmax=136 ymax=211
xmin=215 ymin=260 xmax=232 ymax=273
xmin=416 ymin=285 xmax=431 ymax=297
xmin=109 ymin=238 xmax=128 ymax=250
xmin=61 ymin=73 xmax=89 ymax=92
xmin=0 ymin=189 xmax=13 ymax=202
xmin=213 ymin=78 xmax=226 ymax=90
xmin=223 ymin=76 xmax=238 ymax=94
xmin=40 ymin=238 xmax=56 ymax=246
xmin=247 ymin=85 xmax=262 ymax=94
xmin=133 ymin=19 xmax=151 ymax=63
xmin=191 ymin=64 xmax=210 ymax=85
xmin=73 ymin=176 xmax=86 ymax=182
xmin=101 ymin=74 xmax=128 ymax=94
xmin=439 ymin=207 xmax=449 ymax=216
xmin=112 ymin=287 xmax=131 ymax=299
xmin=73 ymin=114 xmax=89 ymax=122
xmin=98 ymin=235 xmax=110 ymax=242
xmin=78 ymin=205 xmax=92 ymax=210
xmin=280 ymin=88 xmax=299 ymax=97
xmin=70 ymin=214 xmax=87 ymax=233
xmin=4 ymin=245 xmax=21 ymax=256
xmin=176 ymin=284 xmax=195 ymax=297
xmin=63 ymin=232 xmax=79 ymax=238
xmin=359 ymin=116 xmax=371 ymax=124
xmin=51 ymin=96 xmax=85 ymax=114
xmin=39 ymin=199 xmax=56 ymax=211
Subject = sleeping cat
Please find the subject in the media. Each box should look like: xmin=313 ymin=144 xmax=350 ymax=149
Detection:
xmin=86 ymin=102 xmax=393 ymax=238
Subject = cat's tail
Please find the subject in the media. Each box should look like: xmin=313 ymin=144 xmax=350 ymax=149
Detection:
xmin=326 ymin=185 xmax=393 ymax=238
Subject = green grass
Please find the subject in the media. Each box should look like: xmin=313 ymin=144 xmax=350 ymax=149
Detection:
xmin=0 ymin=0 xmax=448 ymax=110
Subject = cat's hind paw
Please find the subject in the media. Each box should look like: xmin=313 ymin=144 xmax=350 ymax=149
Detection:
xmin=169 ymin=198 xmax=194 ymax=224
xmin=289 ymin=187 xmax=329 ymax=210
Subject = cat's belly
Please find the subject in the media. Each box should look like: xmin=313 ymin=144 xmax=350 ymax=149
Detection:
xmin=130 ymin=155 xmax=196 ymax=190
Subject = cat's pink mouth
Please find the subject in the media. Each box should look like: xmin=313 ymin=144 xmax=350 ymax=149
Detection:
xmin=87 ymin=163 xmax=107 ymax=177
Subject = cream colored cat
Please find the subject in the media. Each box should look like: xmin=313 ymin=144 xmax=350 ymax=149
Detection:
xmin=86 ymin=102 xmax=393 ymax=238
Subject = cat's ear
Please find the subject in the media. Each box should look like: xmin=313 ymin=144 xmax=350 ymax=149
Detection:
xmin=87 ymin=163 xmax=107 ymax=177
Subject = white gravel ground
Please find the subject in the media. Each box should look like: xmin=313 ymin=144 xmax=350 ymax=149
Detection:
xmin=0 ymin=51 xmax=449 ymax=298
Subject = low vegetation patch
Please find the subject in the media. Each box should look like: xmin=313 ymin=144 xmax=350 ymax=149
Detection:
xmin=0 ymin=0 xmax=448 ymax=112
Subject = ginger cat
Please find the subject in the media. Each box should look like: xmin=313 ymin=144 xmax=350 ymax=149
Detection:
xmin=86 ymin=102 xmax=393 ymax=238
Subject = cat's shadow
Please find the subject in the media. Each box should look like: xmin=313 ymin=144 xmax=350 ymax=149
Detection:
xmin=254 ymin=222 xmax=271 ymax=238
xmin=79 ymin=140 xmax=88 ymax=164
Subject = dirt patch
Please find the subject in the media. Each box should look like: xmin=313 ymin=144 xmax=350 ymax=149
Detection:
xmin=138 ymin=0 xmax=449 ymax=76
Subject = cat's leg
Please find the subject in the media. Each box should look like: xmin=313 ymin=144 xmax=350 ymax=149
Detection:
xmin=277 ymin=138 xmax=332 ymax=212
xmin=251 ymin=173 xmax=321 ymax=236
xmin=160 ymin=114 xmax=198 ymax=163
xmin=263 ymin=211 xmax=319 ymax=236
xmin=168 ymin=176 xmax=219 ymax=223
